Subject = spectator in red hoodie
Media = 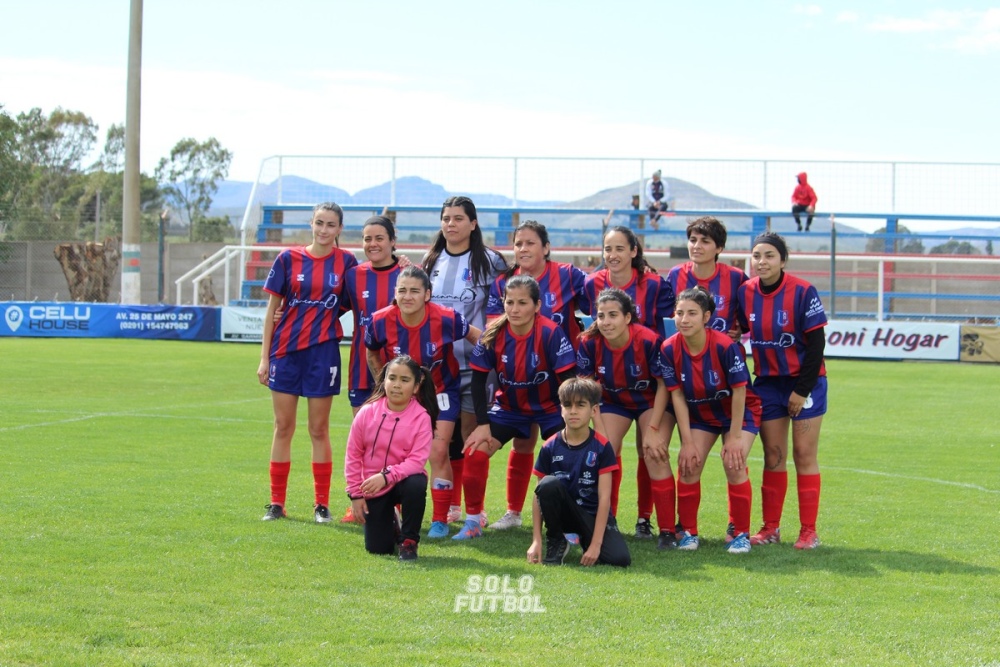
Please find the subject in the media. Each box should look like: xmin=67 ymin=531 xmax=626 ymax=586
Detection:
xmin=791 ymin=172 xmax=818 ymax=232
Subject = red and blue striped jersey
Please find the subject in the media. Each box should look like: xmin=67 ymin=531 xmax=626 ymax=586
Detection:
xmin=583 ymin=268 xmax=675 ymax=337
xmin=736 ymin=273 xmax=828 ymax=378
xmin=342 ymin=261 xmax=402 ymax=393
xmin=657 ymin=328 xmax=755 ymax=428
xmin=365 ymin=301 xmax=469 ymax=395
xmin=470 ymin=315 xmax=576 ymax=415
xmin=576 ymin=324 xmax=664 ymax=412
xmin=486 ymin=262 xmax=589 ymax=344
xmin=666 ymin=262 xmax=748 ymax=333
xmin=264 ymin=246 xmax=358 ymax=358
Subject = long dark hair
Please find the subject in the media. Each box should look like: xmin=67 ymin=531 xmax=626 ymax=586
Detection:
xmin=581 ymin=288 xmax=637 ymax=341
xmin=606 ymin=225 xmax=657 ymax=274
xmin=504 ymin=220 xmax=551 ymax=279
xmin=365 ymin=355 xmax=439 ymax=432
xmin=422 ymin=196 xmax=507 ymax=286
xmin=479 ymin=274 xmax=540 ymax=348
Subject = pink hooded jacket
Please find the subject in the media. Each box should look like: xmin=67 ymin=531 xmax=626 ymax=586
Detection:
xmin=791 ymin=172 xmax=818 ymax=207
xmin=344 ymin=396 xmax=432 ymax=499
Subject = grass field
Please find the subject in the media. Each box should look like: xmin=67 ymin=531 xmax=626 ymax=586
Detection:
xmin=1 ymin=337 xmax=998 ymax=666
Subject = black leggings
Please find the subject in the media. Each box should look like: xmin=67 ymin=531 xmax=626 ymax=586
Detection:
xmin=534 ymin=475 xmax=631 ymax=567
xmin=792 ymin=204 xmax=814 ymax=227
xmin=363 ymin=473 xmax=427 ymax=555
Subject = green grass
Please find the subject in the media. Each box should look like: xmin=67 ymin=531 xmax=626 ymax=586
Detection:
xmin=1 ymin=338 xmax=998 ymax=666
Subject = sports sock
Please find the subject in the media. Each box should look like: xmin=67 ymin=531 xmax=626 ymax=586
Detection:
xmin=506 ymin=451 xmax=534 ymax=513
xmin=636 ymin=458 xmax=653 ymax=520
xmin=611 ymin=455 xmax=623 ymax=517
xmin=650 ymin=476 xmax=676 ymax=534
xmin=761 ymin=469 xmax=788 ymax=528
xmin=463 ymin=449 xmax=490 ymax=516
xmin=431 ymin=478 xmax=453 ymax=523
xmin=269 ymin=460 xmax=291 ymax=507
xmin=676 ymin=480 xmax=701 ymax=536
xmin=728 ymin=479 xmax=753 ymax=535
xmin=797 ymin=472 xmax=821 ymax=531
xmin=450 ymin=456 xmax=464 ymax=507
xmin=311 ymin=461 xmax=332 ymax=507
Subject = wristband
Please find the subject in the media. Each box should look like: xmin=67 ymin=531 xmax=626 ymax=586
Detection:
xmin=649 ymin=424 xmax=659 ymax=432
xmin=381 ymin=472 xmax=389 ymax=486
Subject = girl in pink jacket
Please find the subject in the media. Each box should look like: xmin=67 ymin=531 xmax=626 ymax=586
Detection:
xmin=345 ymin=356 xmax=438 ymax=560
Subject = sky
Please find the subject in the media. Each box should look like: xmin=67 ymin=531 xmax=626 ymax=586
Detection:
xmin=2 ymin=1 xmax=1000 ymax=230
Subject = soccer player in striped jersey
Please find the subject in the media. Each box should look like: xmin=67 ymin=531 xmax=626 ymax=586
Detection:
xmin=666 ymin=216 xmax=748 ymax=339
xmin=335 ymin=215 xmax=406 ymax=524
xmin=656 ymin=286 xmax=761 ymax=554
xmin=257 ymin=202 xmax=358 ymax=524
xmin=484 ymin=220 xmax=588 ymax=531
xmin=576 ymin=288 xmax=679 ymax=549
xmin=343 ymin=216 xmax=405 ymax=413
xmin=455 ymin=275 xmax=577 ymax=540
xmin=583 ymin=226 xmax=675 ymax=337
xmin=736 ymin=233 xmax=828 ymax=550
xmin=365 ymin=266 xmax=482 ymax=539
xmin=583 ymin=225 xmax=675 ymax=538
xmin=422 ymin=196 xmax=508 ymax=527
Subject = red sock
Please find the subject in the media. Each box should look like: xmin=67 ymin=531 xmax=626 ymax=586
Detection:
xmin=610 ymin=455 xmax=623 ymax=518
xmin=269 ymin=460 xmax=291 ymax=507
xmin=431 ymin=488 xmax=451 ymax=523
xmin=797 ymin=473 xmax=821 ymax=531
xmin=506 ymin=451 xmax=534 ymax=513
xmin=312 ymin=461 xmax=332 ymax=507
xmin=650 ymin=476 xmax=676 ymax=534
xmin=761 ymin=470 xmax=788 ymax=528
xmin=676 ymin=480 xmax=701 ymax=535
xmin=450 ymin=457 xmax=464 ymax=507
xmin=463 ymin=450 xmax=490 ymax=516
xmin=636 ymin=458 xmax=653 ymax=520
xmin=728 ymin=479 xmax=753 ymax=535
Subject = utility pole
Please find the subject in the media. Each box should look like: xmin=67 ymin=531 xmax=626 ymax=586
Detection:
xmin=121 ymin=0 xmax=143 ymax=303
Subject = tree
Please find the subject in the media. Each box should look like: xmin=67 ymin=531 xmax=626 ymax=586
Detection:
xmin=0 ymin=105 xmax=31 ymax=230
xmin=929 ymin=239 xmax=976 ymax=255
xmin=98 ymin=123 xmax=125 ymax=173
xmin=5 ymin=107 xmax=99 ymax=240
xmin=865 ymin=224 xmax=925 ymax=254
xmin=155 ymin=137 xmax=232 ymax=241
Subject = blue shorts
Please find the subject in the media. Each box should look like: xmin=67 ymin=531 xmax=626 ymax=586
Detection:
xmin=348 ymin=387 xmax=373 ymax=408
xmin=690 ymin=418 xmax=760 ymax=437
xmin=600 ymin=402 xmax=645 ymax=422
xmin=753 ymin=375 xmax=828 ymax=422
xmin=487 ymin=406 xmax=564 ymax=446
xmin=268 ymin=339 xmax=342 ymax=398
xmin=436 ymin=388 xmax=461 ymax=423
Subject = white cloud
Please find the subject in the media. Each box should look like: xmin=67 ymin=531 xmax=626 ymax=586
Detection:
xmin=865 ymin=9 xmax=1000 ymax=53
xmin=793 ymin=4 xmax=823 ymax=16
xmin=950 ymin=7 xmax=1000 ymax=53
xmin=836 ymin=11 xmax=860 ymax=23
xmin=867 ymin=10 xmax=970 ymax=33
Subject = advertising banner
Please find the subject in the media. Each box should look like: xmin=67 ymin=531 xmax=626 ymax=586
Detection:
xmin=824 ymin=320 xmax=960 ymax=361
xmin=1 ymin=302 xmax=219 ymax=341
xmin=959 ymin=325 xmax=1000 ymax=363
xmin=219 ymin=307 xmax=355 ymax=343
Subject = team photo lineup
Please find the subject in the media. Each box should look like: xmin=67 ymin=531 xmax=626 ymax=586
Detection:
xmin=257 ymin=196 xmax=828 ymax=566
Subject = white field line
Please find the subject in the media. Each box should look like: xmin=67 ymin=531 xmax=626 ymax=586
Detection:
xmin=0 ymin=398 xmax=272 ymax=433
xmin=745 ymin=456 xmax=999 ymax=495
